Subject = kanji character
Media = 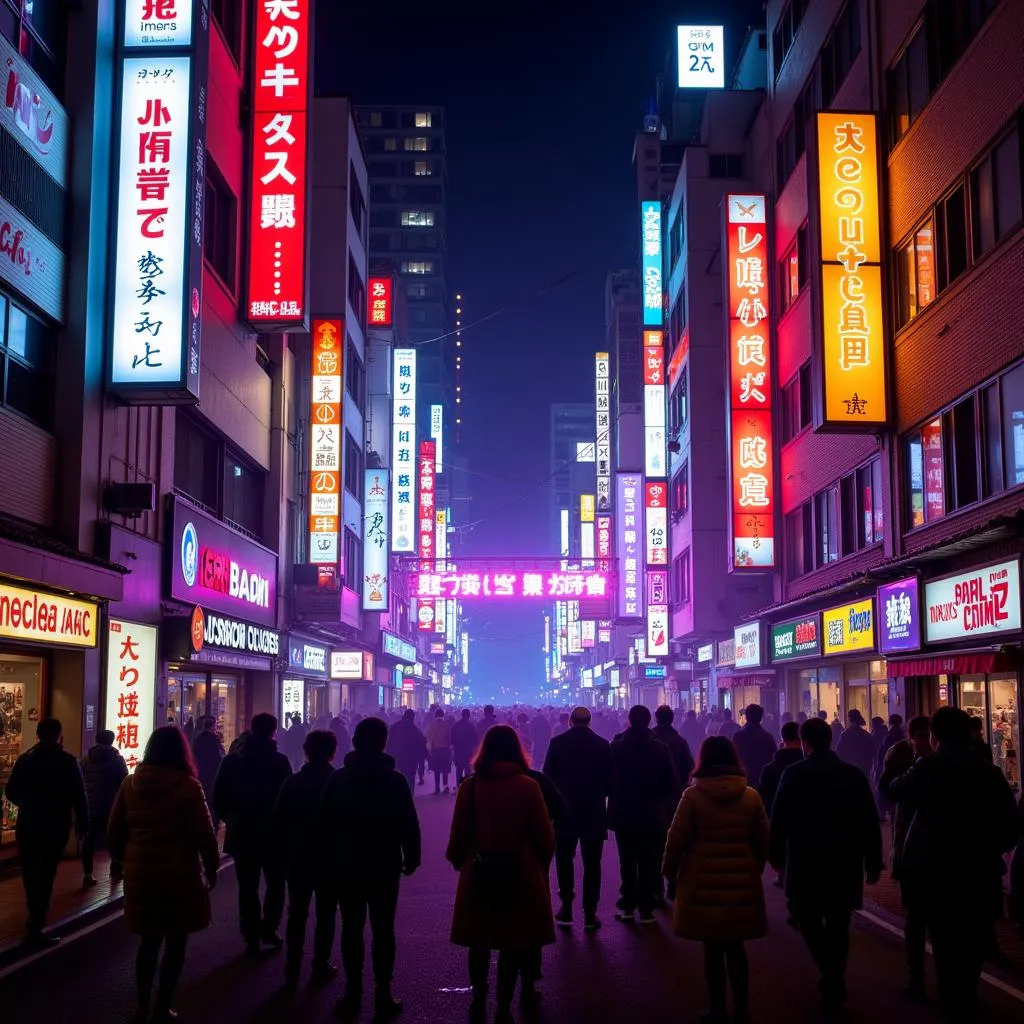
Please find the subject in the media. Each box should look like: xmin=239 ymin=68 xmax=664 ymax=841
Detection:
xmin=263 ymin=24 xmax=299 ymax=58
xmin=260 ymin=62 xmax=300 ymax=97
xmin=736 ymin=334 xmax=766 ymax=367
xmin=739 ymin=372 xmax=766 ymax=404
xmin=260 ymin=193 xmax=296 ymax=228
xmin=134 ymin=312 xmax=162 ymax=336
xmin=137 ymin=251 xmax=164 ymax=278
xmin=137 ymin=99 xmax=171 ymax=126
xmin=118 ymin=692 xmax=140 ymax=718
xmin=136 ymin=278 xmax=165 ymax=305
xmin=132 ymin=341 xmax=163 ymax=369
xmin=136 ymin=168 xmax=170 ymax=202
xmin=738 ymin=473 xmax=770 ymax=507
xmin=522 ymin=573 xmax=543 ymax=596
xmin=142 ymin=0 xmax=176 ymax=20
xmin=832 ymin=119 xmax=865 ymax=154
xmin=735 ymin=296 xmax=768 ymax=327
xmin=739 ymin=435 xmax=768 ymax=469
xmin=138 ymin=131 xmax=172 ymax=164
xmin=264 ymin=0 xmax=301 ymax=20
xmin=734 ymin=256 xmax=764 ymax=295
xmin=117 ymin=722 xmax=140 ymax=749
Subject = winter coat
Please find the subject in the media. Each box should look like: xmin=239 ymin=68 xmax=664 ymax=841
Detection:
xmin=652 ymin=724 xmax=695 ymax=805
xmin=446 ymin=763 xmax=555 ymax=950
xmin=876 ymin=739 xmax=919 ymax=884
xmin=608 ymin=727 xmax=676 ymax=835
xmin=5 ymin=741 xmax=89 ymax=848
xmin=425 ymin=717 xmax=452 ymax=752
xmin=718 ymin=719 xmax=741 ymax=741
xmin=274 ymin=760 xmax=335 ymax=876
xmin=756 ymin=746 xmax=804 ymax=818
xmin=387 ymin=718 xmax=428 ymax=772
xmin=212 ymin=734 xmax=292 ymax=856
xmin=663 ymin=768 xmax=769 ymax=942
xmin=475 ymin=714 xmax=498 ymax=740
xmin=80 ymin=743 xmax=128 ymax=828
xmin=541 ymin=726 xmax=614 ymax=838
xmin=191 ymin=729 xmax=224 ymax=797
xmin=681 ymin=718 xmax=706 ymax=759
xmin=836 ymin=724 xmax=876 ymax=781
xmin=732 ymin=723 xmax=778 ymax=789
xmin=451 ymin=719 xmax=478 ymax=766
xmin=108 ymin=765 xmax=219 ymax=936
xmin=322 ymin=750 xmax=421 ymax=877
xmin=1010 ymin=793 xmax=1024 ymax=926
xmin=769 ymin=750 xmax=883 ymax=912
xmin=529 ymin=717 xmax=552 ymax=765
xmin=525 ymin=768 xmax=569 ymax=830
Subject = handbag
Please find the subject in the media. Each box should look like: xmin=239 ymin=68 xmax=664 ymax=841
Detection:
xmin=467 ymin=777 xmax=521 ymax=897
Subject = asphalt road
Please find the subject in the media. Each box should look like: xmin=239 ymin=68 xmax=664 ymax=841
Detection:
xmin=1 ymin=788 xmax=1021 ymax=1023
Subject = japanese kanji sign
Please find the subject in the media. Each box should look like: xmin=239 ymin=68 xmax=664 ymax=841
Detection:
xmin=418 ymin=439 xmax=436 ymax=575
xmin=104 ymin=619 xmax=157 ymax=772
xmin=643 ymin=330 xmax=667 ymax=478
xmin=412 ymin=571 xmax=609 ymax=601
xmin=309 ymin=319 xmax=343 ymax=566
xmin=725 ymin=193 xmax=775 ymax=570
xmin=391 ymin=349 xmax=417 ymax=552
xmin=616 ymin=472 xmax=643 ymax=619
xmin=368 ymin=276 xmax=393 ymax=327
xmin=246 ymin=0 xmax=311 ymax=328
xmin=641 ymin=200 xmax=663 ymax=326
xmin=109 ymin=3 xmax=208 ymax=399
xmin=646 ymin=569 xmax=669 ymax=657
xmin=644 ymin=481 xmax=668 ymax=566
xmin=595 ymin=352 xmax=611 ymax=510
xmin=815 ymin=112 xmax=888 ymax=428
xmin=362 ymin=469 xmax=389 ymax=611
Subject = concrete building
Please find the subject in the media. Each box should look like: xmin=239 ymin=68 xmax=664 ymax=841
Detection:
xmin=549 ymin=403 xmax=596 ymax=557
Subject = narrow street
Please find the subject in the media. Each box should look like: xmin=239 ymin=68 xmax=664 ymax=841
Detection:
xmin=1 ymin=790 xmax=1021 ymax=1023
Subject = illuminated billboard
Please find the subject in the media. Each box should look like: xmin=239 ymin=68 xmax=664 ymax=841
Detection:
xmin=595 ymin=353 xmax=611 ymax=510
xmin=367 ymin=277 xmax=393 ymax=326
xmin=815 ymin=112 xmax=887 ymax=428
xmin=641 ymin=201 xmax=663 ymax=326
xmin=309 ymin=319 xmax=342 ymax=566
xmin=646 ymin=570 xmax=669 ymax=657
xmin=430 ymin=404 xmax=444 ymax=474
xmin=391 ymin=349 xmax=417 ymax=552
xmin=362 ymin=469 xmax=388 ymax=611
xmin=644 ymin=481 xmax=668 ymax=566
xmin=580 ymin=494 xmax=595 ymax=523
xmin=677 ymin=26 xmax=725 ymax=89
xmin=643 ymin=330 xmax=667 ymax=478
xmin=724 ymin=194 xmax=775 ymax=570
xmin=616 ymin=472 xmax=642 ymax=619
xmin=414 ymin=570 xmax=609 ymax=600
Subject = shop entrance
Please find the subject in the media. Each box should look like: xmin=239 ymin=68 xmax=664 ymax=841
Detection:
xmin=167 ymin=671 xmax=241 ymax=750
xmin=0 ymin=655 xmax=45 ymax=851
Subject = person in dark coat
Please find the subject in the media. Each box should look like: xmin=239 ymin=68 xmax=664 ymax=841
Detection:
xmin=757 ymin=720 xmax=803 ymax=819
xmin=681 ymin=709 xmax=706 ymax=757
xmin=732 ymin=704 xmax=777 ymax=790
xmin=717 ymin=708 xmax=740 ymax=740
xmin=769 ymin=716 xmax=883 ymax=1015
xmin=835 ymin=709 xmax=876 ymax=782
xmin=329 ymin=716 xmax=352 ymax=760
xmin=274 ymin=729 xmax=338 ymax=988
xmin=652 ymin=705 xmax=696 ymax=799
xmin=542 ymin=705 xmax=615 ymax=930
xmin=968 ymin=716 xmax=994 ymax=762
xmin=323 ymin=716 xmax=421 ymax=1021
xmin=874 ymin=714 xmax=905 ymax=819
xmin=884 ymin=707 xmax=1018 ymax=1022
xmin=191 ymin=716 xmax=224 ymax=829
xmin=608 ymin=705 xmax=677 ymax=924
xmin=5 ymin=717 xmax=89 ymax=946
xmin=386 ymin=708 xmax=428 ymax=791
xmin=213 ymin=712 xmax=293 ymax=954
xmin=529 ymin=713 xmax=552 ymax=768
xmin=451 ymin=709 xmax=478 ymax=783
xmin=1010 ymin=791 xmax=1024 ymax=939
xmin=80 ymin=729 xmax=128 ymax=887
xmin=476 ymin=705 xmax=498 ymax=740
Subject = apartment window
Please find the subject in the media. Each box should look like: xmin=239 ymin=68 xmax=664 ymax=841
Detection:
xmin=174 ymin=415 xmax=220 ymax=512
xmin=400 ymin=261 xmax=434 ymax=275
xmin=932 ymin=0 xmax=999 ymax=83
xmin=349 ymin=165 xmax=366 ymax=242
xmin=938 ymin=182 xmax=970 ymax=288
xmin=404 ymin=137 xmax=430 ymax=152
xmin=415 ymin=112 xmax=432 ymax=127
xmin=210 ymin=0 xmax=241 ymax=62
xmin=887 ymin=25 xmax=929 ymax=147
xmin=0 ymin=0 xmax=65 ymax=90
xmin=383 ymin=138 xmax=397 ymax=151
xmin=840 ymin=457 xmax=884 ymax=554
xmin=1002 ymin=363 xmax=1024 ymax=487
xmin=780 ymin=224 xmax=809 ymax=313
xmin=345 ymin=340 xmax=365 ymax=412
xmin=781 ymin=363 xmax=812 ymax=444
xmin=971 ymin=126 xmax=1023 ymax=259
xmin=772 ymin=0 xmax=809 ymax=78
xmin=708 ymin=153 xmax=744 ymax=178
xmin=815 ymin=486 xmax=840 ymax=566
xmin=906 ymin=417 xmax=946 ymax=527
xmin=414 ymin=160 xmax=432 ymax=176
xmin=369 ymin=111 xmax=382 ymax=127
xmin=894 ymin=217 xmax=936 ymax=328
xmin=204 ymin=157 xmax=236 ymax=291
xmin=344 ymin=432 xmax=364 ymax=499
xmin=347 ymin=255 xmax=366 ymax=331
xmin=820 ymin=0 xmax=862 ymax=108
xmin=671 ymin=462 xmax=689 ymax=519
xmin=344 ymin=528 xmax=362 ymax=592
xmin=1 ymin=297 xmax=54 ymax=429
xmin=671 ymin=549 xmax=691 ymax=606
xmin=223 ymin=452 xmax=264 ymax=539
xmin=785 ymin=503 xmax=813 ymax=580
xmin=669 ymin=367 xmax=688 ymax=434
xmin=401 ymin=210 xmax=435 ymax=227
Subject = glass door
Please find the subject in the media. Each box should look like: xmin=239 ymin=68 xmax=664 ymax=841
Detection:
xmin=209 ymin=676 xmax=240 ymax=751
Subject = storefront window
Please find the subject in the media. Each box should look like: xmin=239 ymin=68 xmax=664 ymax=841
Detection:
xmin=958 ymin=675 xmax=988 ymax=729
xmin=306 ymin=682 xmax=330 ymax=724
xmin=167 ymin=672 xmax=206 ymax=733
xmin=989 ymin=675 xmax=1019 ymax=794
xmin=209 ymin=677 xmax=239 ymax=750
xmin=0 ymin=656 xmax=43 ymax=848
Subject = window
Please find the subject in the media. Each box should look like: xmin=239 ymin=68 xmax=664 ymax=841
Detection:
xmin=894 ymin=216 xmax=936 ymax=328
xmin=781 ymin=363 xmax=812 ymax=444
xmin=815 ymin=486 xmax=840 ymax=566
xmin=887 ymin=25 xmax=929 ymax=147
xmin=414 ymin=160 xmax=432 ymax=176
xmin=343 ymin=528 xmax=362 ymax=592
xmin=772 ymin=0 xmax=809 ymax=78
xmin=971 ymin=126 xmax=1023 ymax=259
xmin=404 ymin=137 xmax=430 ymax=152
xmin=932 ymin=0 xmax=999 ymax=83
xmin=369 ymin=112 xmax=382 ymax=127
xmin=780 ymin=224 xmax=809 ymax=313
xmin=1 ymin=0 xmax=66 ymax=90
xmin=840 ymin=457 xmax=884 ymax=553
xmin=708 ymin=154 xmax=744 ymax=178
xmin=174 ymin=415 xmax=220 ymax=512
xmin=349 ymin=165 xmax=366 ymax=242
xmin=347 ymin=256 xmax=366 ymax=331
xmin=210 ymin=0 xmax=241 ymax=61
xmin=1001 ymin=363 xmax=1024 ymax=487
xmin=204 ymin=157 xmax=236 ymax=290
xmin=785 ymin=503 xmax=813 ymax=580
xmin=820 ymin=0 xmax=861 ymax=108
xmin=346 ymin=340 xmax=365 ymax=412
xmin=907 ymin=417 xmax=945 ymax=527
xmin=671 ymin=549 xmax=691 ymax=606
xmin=669 ymin=367 xmax=688 ymax=435
xmin=939 ymin=183 xmax=969 ymax=287
xmin=1 ymin=298 xmax=54 ymax=429
xmin=401 ymin=210 xmax=435 ymax=227
xmin=344 ymin=432 xmax=364 ymax=498
xmin=400 ymin=261 xmax=434 ymax=275
xmin=383 ymin=138 xmax=397 ymax=151
xmin=415 ymin=112 xmax=432 ymax=127
xmin=223 ymin=452 xmax=264 ymax=539
xmin=671 ymin=463 xmax=688 ymax=519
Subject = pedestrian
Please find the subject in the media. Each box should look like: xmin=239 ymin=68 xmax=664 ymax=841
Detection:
xmin=542 ymin=705 xmax=615 ymax=931
xmin=968 ymin=716 xmax=994 ymax=762
xmin=329 ymin=716 xmax=352 ymax=760
xmin=869 ymin=715 xmax=888 ymax=756
xmin=877 ymin=714 xmax=933 ymax=1002
xmin=769 ymin=716 xmax=883 ymax=1016
xmin=608 ymin=705 xmax=676 ymax=925
xmin=213 ymin=712 xmax=293 ymax=955
xmin=107 ymin=725 xmax=219 ymax=1024
xmin=835 ymin=709 xmax=876 ymax=782
xmin=663 ymin=735 xmax=768 ymax=1024
xmin=529 ymin=712 xmax=552 ymax=767
xmin=425 ymin=708 xmax=454 ymax=793
xmin=757 ymin=720 xmax=804 ymax=905
xmin=875 ymin=714 xmax=905 ymax=819
xmin=652 ymin=705 xmax=696 ymax=794
xmin=5 ymin=717 xmax=89 ymax=946
xmin=476 ymin=704 xmax=498 ymax=741
xmin=191 ymin=715 xmax=224 ymax=829
xmin=387 ymin=708 xmax=428 ymax=792
xmin=446 ymin=724 xmax=555 ymax=1023
xmin=80 ymin=728 xmax=128 ymax=888
xmin=884 ymin=707 xmax=1018 ymax=1021
xmin=274 ymin=728 xmax=338 ymax=989
xmin=451 ymin=709 xmax=478 ymax=783
xmin=732 ymin=704 xmax=777 ymax=789
xmin=323 ymin=716 xmax=420 ymax=1020
xmin=1011 ymin=791 xmax=1024 ymax=940
xmin=717 ymin=708 xmax=740 ymax=740
xmin=680 ymin=709 xmax=706 ymax=756
xmin=550 ymin=711 xmax=570 ymax=739
xmin=828 ymin=711 xmax=844 ymax=746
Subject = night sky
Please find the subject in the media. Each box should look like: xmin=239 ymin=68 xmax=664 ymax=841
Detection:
xmin=317 ymin=1 xmax=761 ymax=701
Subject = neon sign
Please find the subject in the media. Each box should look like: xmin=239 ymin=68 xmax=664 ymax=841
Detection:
xmin=412 ymin=571 xmax=610 ymax=600
xmin=641 ymin=201 xmax=663 ymax=326
xmin=367 ymin=276 xmax=393 ymax=326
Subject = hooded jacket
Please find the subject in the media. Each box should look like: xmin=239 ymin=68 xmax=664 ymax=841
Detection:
xmin=81 ymin=743 xmax=128 ymax=826
xmin=322 ymin=749 xmax=421 ymax=877
xmin=662 ymin=767 xmax=769 ymax=942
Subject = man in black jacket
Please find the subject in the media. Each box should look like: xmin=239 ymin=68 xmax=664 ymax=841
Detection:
xmin=323 ymin=716 xmax=421 ymax=1021
xmin=608 ymin=705 xmax=677 ymax=925
xmin=652 ymin=705 xmax=695 ymax=799
xmin=451 ymin=709 xmax=477 ymax=783
xmin=757 ymin=720 xmax=803 ymax=818
xmin=542 ymin=706 xmax=615 ymax=931
xmin=733 ymin=703 xmax=778 ymax=790
xmin=770 ymin=716 xmax=883 ymax=1015
xmin=214 ymin=712 xmax=293 ymax=955
xmin=79 ymin=728 xmax=128 ymax=888
xmin=385 ymin=709 xmax=427 ymax=791
xmin=6 ymin=718 xmax=89 ymax=946
xmin=275 ymin=728 xmax=338 ymax=988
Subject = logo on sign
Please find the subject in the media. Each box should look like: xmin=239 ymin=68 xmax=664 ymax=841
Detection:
xmin=181 ymin=521 xmax=199 ymax=587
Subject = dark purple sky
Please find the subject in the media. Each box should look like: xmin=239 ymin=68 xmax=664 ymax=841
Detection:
xmin=317 ymin=2 xmax=760 ymax=701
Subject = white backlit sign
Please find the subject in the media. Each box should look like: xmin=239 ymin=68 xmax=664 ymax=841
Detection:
xmin=677 ymin=25 xmax=725 ymax=89
xmin=105 ymin=619 xmax=157 ymax=772
xmin=431 ymin=404 xmax=444 ymax=474
xmin=391 ymin=349 xmax=417 ymax=552
xmin=331 ymin=650 xmax=364 ymax=680
xmin=124 ymin=0 xmax=195 ymax=49
xmin=362 ymin=469 xmax=389 ymax=611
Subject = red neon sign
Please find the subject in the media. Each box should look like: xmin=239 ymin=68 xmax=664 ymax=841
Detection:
xmin=417 ymin=440 xmax=437 ymax=631
xmin=725 ymin=195 xmax=775 ymax=570
xmin=246 ymin=0 xmax=311 ymax=327
xmin=643 ymin=330 xmax=664 ymax=385
xmin=368 ymin=277 xmax=393 ymax=326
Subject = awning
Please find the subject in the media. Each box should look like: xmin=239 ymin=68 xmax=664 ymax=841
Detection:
xmin=887 ymin=650 xmax=1017 ymax=678
xmin=716 ymin=673 xmax=777 ymax=689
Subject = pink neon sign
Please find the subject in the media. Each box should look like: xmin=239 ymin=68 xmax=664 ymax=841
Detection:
xmin=412 ymin=571 xmax=609 ymax=600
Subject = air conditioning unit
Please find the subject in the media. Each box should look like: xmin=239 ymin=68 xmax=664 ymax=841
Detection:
xmin=104 ymin=483 xmax=156 ymax=518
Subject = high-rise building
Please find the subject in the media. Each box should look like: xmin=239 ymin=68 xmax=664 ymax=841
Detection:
xmin=549 ymin=403 xmax=596 ymax=556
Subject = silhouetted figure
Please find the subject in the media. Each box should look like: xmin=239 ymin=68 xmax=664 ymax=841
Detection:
xmin=191 ymin=715 xmax=224 ymax=829
xmin=732 ymin=704 xmax=777 ymax=789
xmin=757 ymin=721 xmax=803 ymax=819
xmin=425 ymin=708 xmax=453 ymax=793
xmin=80 ymin=728 xmax=128 ymax=887
xmin=836 ymin=709 xmax=876 ymax=782
xmin=451 ymin=709 xmax=478 ymax=782
xmin=387 ymin=708 xmax=428 ymax=791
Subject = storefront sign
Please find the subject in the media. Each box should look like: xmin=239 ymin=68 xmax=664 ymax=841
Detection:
xmin=124 ymin=0 xmax=195 ymax=48
xmin=309 ymin=318 xmax=342 ymax=566
xmin=822 ymin=598 xmax=875 ymax=655
xmin=286 ymin=636 xmax=329 ymax=678
xmin=169 ymin=497 xmax=277 ymax=627
xmin=362 ymin=468 xmax=389 ymax=610
xmin=696 ymin=643 xmax=713 ymax=663
xmin=391 ymin=349 xmax=417 ymax=552
xmin=0 ymin=194 xmax=66 ymax=324
xmin=643 ymin=664 xmax=667 ymax=679
xmin=642 ymin=329 xmax=667 ymax=478
xmin=734 ymin=621 xmax=762 ymax=668
xmin=381 ymin=630 xmax=416 ymax=663
xmin=281 ymin=678 xmax=303 ymax=721
xmin=877 ymin=578 xmax=922 ymax=654
xmin=677 ymin=25 xmax=725 ymax=89
xmin=367 ymin=276 xmax=393 ymax=326
xmin=814 ymin=112 xmax=887 ymax=428
xmin=413 ymin=570 xmax=609 ymax=600
xmin=641 ymin=200 xmax=663 ymax=326
xmin=104 ymin=619 xmax=157 ymax=771
xmin=924 ymin=560 xmax=1021 ymax=643
xmin=646 ymin=569 xmax=668 ymax=657
xmin=330 ymin=650 xmax=364 ymax=680
xmin=581 ymin=619 xmax=596 ymax=649
xmin=616 ymin=473 xmax=642 ymax=618
xmin=190 ymin=607 xmax=279 ymax=658
xmin=417 ymin=441 xmax=437 ymax=631
xmin=771 ymin=616 xmax=820 ymax=662
xmin=644 ymin=481 xmax=668 ymax=566
xmin=245 ymin=0 xmax=311 ymax=328
xmin=716 ymin=637 xmax=736 ymax=667
xmin=0 ymin=582 xmax=97 ymax=647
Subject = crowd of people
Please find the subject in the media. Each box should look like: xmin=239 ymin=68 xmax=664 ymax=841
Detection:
xmin=3 ymin=700 xmax=1023 ymax=1024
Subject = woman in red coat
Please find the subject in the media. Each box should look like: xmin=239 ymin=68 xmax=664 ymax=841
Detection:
xmin=108 ymin=726 xmax=220 ymax=1024
xmin=446 ymin=725 xmax=555 ymax=1023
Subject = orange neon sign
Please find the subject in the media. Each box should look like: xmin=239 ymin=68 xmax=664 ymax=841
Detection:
xmin=309 ymin=319 xmax=343 ymax=565
xmin=815 ymin=112 xmax=888 ymax=427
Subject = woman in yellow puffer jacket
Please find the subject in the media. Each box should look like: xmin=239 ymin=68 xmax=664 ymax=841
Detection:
xmin=662 ymin=735 xmax=769 ymax=1024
